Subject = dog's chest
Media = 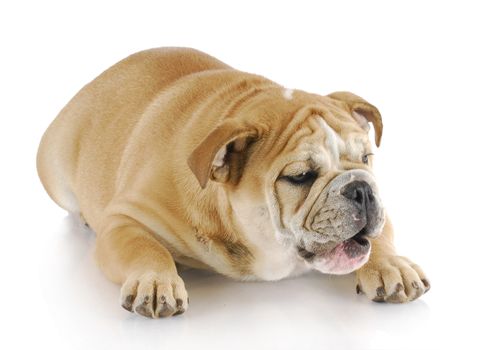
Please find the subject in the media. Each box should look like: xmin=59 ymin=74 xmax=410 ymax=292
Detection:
xmin=229 ymin=205 xmax=312 ymax=281
xmin=250 ymin=244 xmax=312 ymax=281
xmin=190 ymin=229 xmax=310 ymax=281
xmin=231 ymin=224 xmax=310 ymax=281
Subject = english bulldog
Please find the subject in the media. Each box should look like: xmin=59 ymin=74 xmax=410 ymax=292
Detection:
xmin=37 ymin=48 xmax=429 ymax=318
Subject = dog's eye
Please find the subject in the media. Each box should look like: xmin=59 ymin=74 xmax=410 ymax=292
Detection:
xmin=283 ymin=171 xmax=318 ymax=185
xmin=362 ymin=153 xmax=373 ymax=165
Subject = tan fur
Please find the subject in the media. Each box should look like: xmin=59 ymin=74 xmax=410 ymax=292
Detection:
xmin=37 ymin=47 xmax=428 ymax=318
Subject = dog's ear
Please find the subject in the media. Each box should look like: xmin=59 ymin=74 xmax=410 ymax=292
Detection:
xmin=327 ymin=91 xmax=383 ymax=147
xmin=188 ymin=120 xmax=260 ymax=189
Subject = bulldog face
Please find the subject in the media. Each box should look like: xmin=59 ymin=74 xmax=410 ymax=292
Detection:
xmin=188 ymin=90 xmax=385 ymax=277
xmin=271 ymin=114 xmax=385 ymax=274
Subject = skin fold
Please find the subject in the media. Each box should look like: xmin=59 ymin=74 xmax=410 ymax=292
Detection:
xmin=37 ymin=47 xmax=429 ymax=318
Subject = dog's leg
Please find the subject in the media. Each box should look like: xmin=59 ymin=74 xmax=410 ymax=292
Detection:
xmin=96 ymin=218 xmax=188 ymax=318
xmin=355 ymin=216 xmax=430 ymax=303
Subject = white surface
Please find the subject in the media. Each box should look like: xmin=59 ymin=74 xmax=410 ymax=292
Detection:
xmin=1 ymin=1 xmax=502 ymax=349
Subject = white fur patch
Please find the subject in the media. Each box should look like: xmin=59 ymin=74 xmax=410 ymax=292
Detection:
xmin=317 ymin=117 xmax=345 ymax=168
xmin=283 ymin=88 xmax=294 ymax=100
xmin=231 ymin=199 xmax=311 ymax=281
xmin=346 ymin=135 xmax=366 ymax=162
xmin=252 ymin=244 xmax=310 ymax=281
xmin=317 ymin=117 xmax=369 ymax=163
xmin=213 ymin=146 xmax=227 ymax=167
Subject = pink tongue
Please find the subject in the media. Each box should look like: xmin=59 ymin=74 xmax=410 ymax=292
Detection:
xmin=317 ymin=239 xmax=371 ymax=275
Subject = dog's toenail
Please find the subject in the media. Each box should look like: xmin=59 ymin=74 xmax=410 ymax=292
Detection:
xmin=412 ymin=281 xmax=420 ymax=289
xmin=173 ymin=309 xmax=185 ymax=316
xmin=122 ymin=295 xmax=135 ymax=312
xmin=395 ymin=283 xmax=404 ymax=292
xmin=157 ymin=303 xmax=175 ymax=318
xmin=376 ymin=286 xmax=386 ymax=297
xmin=356 ymin=284 xmax=361 ymax=294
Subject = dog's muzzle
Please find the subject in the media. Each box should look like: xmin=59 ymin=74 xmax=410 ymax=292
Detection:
xmin=299 ymin=169 xmax=386 ymax=274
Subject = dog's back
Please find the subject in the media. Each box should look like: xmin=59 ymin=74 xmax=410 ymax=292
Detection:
xmin=37 ymin=47 xmax=229 ymax=221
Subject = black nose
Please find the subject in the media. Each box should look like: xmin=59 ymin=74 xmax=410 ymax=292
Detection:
xmin=341 ymin=181 xmax=374 ymax=209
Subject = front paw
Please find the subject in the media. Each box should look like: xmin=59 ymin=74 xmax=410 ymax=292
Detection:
xmin=356 ymin=255 xmax=430 ymax=303
xmin=120 ymin=271 xmax=189 ymax=318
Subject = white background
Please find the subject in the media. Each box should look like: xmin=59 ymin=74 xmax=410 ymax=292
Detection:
xmin=1 ymin=1 xmax=502 ymax=349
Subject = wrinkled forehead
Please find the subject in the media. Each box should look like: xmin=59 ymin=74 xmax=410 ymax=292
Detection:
xmin=318 ymin=116 xmax=370 ymax=160
xmin=281 ymin=115 xmax=371 ymax=169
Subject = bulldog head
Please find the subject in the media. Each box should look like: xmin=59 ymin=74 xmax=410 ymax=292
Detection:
xmin=188 ymin=88 xmax=385 ymax=277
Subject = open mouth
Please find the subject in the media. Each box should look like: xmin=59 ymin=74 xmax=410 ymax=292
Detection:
xmin=298 ymin=230 xmax=371 ymax=275
xmin=350 ymin=230 xmax=371 ymax=255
